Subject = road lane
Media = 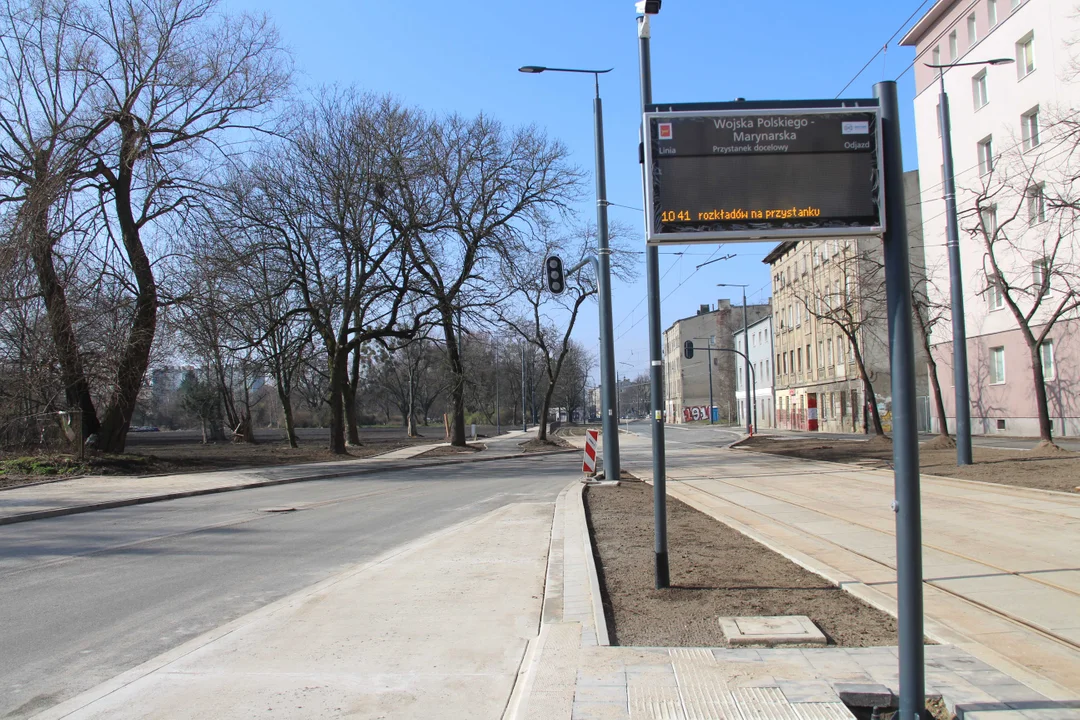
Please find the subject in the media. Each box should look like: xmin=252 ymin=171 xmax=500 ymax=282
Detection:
xmin=0 ymin=455 xmax=576 ymax=719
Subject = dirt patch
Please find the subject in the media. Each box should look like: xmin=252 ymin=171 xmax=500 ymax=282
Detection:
xmin=520 ymin=436 xmax=573 ymax=453
xmin=0 ymin=436 xmax=426 ymax=490
xmin=414 ymin=443 xmax=484 ymax=458
xmin=585 ymin=480 xmax=905 ymax=648
xmin=738 ymin=435 xmax=1080 ymax=494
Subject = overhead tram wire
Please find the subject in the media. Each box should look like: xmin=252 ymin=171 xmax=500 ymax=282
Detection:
xmin=835 ymin=0 xmax=932 ymax=97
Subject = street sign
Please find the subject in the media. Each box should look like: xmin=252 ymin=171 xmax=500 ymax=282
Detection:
xmin=644 ymin=102 xmax=884 ymax=244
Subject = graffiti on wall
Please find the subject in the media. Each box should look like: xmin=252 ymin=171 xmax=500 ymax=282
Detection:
xmin=683 ymin=405 xmax=710 ymax=422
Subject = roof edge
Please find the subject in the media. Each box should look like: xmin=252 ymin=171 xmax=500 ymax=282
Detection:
xmin=900 ymin=0 xmax=953 ymax=47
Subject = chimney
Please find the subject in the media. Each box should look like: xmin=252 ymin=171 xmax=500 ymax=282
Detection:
xmin=697 ymin=303 xmax=711 ymax=315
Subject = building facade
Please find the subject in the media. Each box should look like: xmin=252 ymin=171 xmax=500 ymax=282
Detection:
xmin=663 ymin=299 xmax=771 ymax=424
xmin=902 ymin=0 xmax=1080 ymax=436
xmin=734 ymin=315 xmax=776 ymax=430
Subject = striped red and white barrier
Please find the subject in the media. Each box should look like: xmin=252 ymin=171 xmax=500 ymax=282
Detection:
xmin=582 ymin=429 xmax=599 ymax=475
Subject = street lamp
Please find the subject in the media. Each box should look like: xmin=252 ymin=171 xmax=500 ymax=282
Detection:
xmin=618 ymin=361 xmax=633 ymax=428
xmin=925 ymin=57 xmax=1014 ymax=466
xmin=519 ymin=64 xmax=620 ymax=480
xmin=718 ymin=283 xmax=754 ymax=435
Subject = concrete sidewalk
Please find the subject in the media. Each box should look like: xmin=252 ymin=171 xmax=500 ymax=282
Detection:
xmin=0 ymin=430 xmax=543 ymax=525
xmin=32 ymin=499 xmax=553 ymax=720
xmin=599 ymin=431 xmax=1080 ymax=700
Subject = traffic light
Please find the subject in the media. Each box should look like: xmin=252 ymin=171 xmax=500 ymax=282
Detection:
xmin=683 ymin=340 xmax=694 ymax=359
xmin=545 ymin=255 xmax=565 ymax=294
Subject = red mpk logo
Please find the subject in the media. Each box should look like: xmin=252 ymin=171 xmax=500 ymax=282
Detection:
xmin=658 ymin=122 xmax=673 ymax=140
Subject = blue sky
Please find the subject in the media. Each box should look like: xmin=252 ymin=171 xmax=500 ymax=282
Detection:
xmin=223 ymin=0 xmax=926 ymax=381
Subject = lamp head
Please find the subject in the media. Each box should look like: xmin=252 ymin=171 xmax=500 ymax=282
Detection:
xmin=518 ymin=65 xmax=546 ymax=74
xmin=635 ymin=0 xmax=661 ymax=14
xmin=988 ymin=57 xmax=1015 ymax=65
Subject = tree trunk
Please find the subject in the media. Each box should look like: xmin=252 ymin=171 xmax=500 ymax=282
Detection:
xmin=279 ymin=385 xmax=299 ymax=448
xmin=1027 ymin=341 xmax=1055 ymax=442
xmin=96 ymin=120 xmax=159 ymax=454
xmin=443 ymin=316 xmax=467 ymax=447
xmin=851 ymin=340 xmax=885 ymax=436
xmin=28 ymin=204 xmax=101 ymax=442
xmin=913 ymin=304 xmax=949 ymax=437
xmin=536 ymin=383 xmax=556 ymax=442
xmin=927 ymin=353 xmax=950 ymax=437
xmin=345 ymin=344 xmax=361 ymax=445
xmin=406 ymin=363 xmax=418 ymax=437
xmin=328 ymin=348 xmax=348 ymax=454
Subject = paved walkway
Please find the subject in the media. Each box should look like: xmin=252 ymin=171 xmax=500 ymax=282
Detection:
xmin=0 ymin=430 xmax=537 ymax=524
xmin=596 ymin=431 xmax=1080 ymax=701
xmin=511 ymin=480 xmax=1078 ymax=719
xmin=32 ymin=500 xmax=553 ymax=719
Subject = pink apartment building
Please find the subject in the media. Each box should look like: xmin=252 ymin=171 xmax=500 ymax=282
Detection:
xmin=902 ymin=0 xmax=1080 ymax=437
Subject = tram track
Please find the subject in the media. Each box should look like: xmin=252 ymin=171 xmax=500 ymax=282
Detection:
xmin=668 ymin=471 xmax=1080 ymax=655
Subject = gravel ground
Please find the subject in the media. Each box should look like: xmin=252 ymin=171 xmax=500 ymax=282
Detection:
xmin=585 ymin=479 xmax=906 ymax=648
xmin=738 ymin=435 xmax=1080 ymax=493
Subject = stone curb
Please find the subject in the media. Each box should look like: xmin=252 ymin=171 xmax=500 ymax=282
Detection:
xmin=570 ymin=481 xmax=610 ymax=647
xmin=0 ymin=448 xmax=578 ymax=528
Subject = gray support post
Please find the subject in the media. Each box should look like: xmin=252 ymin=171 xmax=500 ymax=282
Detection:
xmin=521 ymin=344 xmax=527 ymax=432
xmin=938 ymin=74 xmax=973 ymax=465
xmin=595 ymin=92 xmax=621 ymax=481
xmin=638 ymin=14 xmax=668 ymax=589
xmin=742 ymin=289 xmax=752 ymax=434
xmin=875 ymin=80 xmax=928 ymax=720
xmin=707 ymin=341 xmax=715 ymax=424
xmin=496 ymin=342 xmax=500 ymax=435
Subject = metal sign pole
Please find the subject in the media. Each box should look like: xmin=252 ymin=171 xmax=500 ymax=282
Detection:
xmin=638 ymin=13 xmax=668 ymax=589
xmin=875 ymin=79 xmax=928 ymax=720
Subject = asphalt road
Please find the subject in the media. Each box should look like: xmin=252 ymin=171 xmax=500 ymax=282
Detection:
xmin=0 ymin=454 xmax=577 ymax=719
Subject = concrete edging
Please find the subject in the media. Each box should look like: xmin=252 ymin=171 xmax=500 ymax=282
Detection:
xmin=0 ymin=447 xmax=578 ymax=527
xmin=570 ymin=481 xmax=610 ymax=646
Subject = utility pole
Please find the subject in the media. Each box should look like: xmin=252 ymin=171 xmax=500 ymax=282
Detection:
xmin=495 ymin=341 xmax=500 ymax=436
xmin=877 ymin=79 xmax=929 ymax=720
xmin=521 ymin=344 xmax=527 ymax=432
xmin=637 ymin=8 xmax=668 ymax=589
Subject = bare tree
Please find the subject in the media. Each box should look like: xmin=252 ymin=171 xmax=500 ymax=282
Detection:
xmin=386 ymin=115 xmax=582 ymax=446
xmin=911 ymin=261 xmax=953 ymax=440
xmin=500 ymin=223 xmax=631 ymax=442
xmin=962 ymin=126 xmax=1080 ymax=445
xmin=791 ymin=241 xmax=888 ymax=436
xmin=228 ymin=92 xmax=426 ymax=454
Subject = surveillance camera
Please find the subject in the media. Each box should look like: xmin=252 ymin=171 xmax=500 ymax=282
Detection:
xmin=634 ymin=0 xmax=661 ymax=14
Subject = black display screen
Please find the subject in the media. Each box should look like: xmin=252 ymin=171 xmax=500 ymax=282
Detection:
xmin=646 ymin=110 xmax=882 ymax=242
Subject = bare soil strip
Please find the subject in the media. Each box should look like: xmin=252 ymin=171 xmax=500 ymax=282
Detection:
xmin=737 ymin=435 xmax=1080 ymax=494
xmin=585 ymin=480 xmax=905 ymax=648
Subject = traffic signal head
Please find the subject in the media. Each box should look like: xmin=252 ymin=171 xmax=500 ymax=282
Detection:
xmin=545 ymin=255 xmax=565 ymax=294
xmin=683 ymin=340 xmax=694 ymax=359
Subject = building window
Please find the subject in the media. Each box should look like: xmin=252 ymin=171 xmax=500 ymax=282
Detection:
xmin=980 ymin=205 xmax=998 ymax=236
xmin=972 ymin=70 xmax=988 ymax=109
xmin=1032 ymin=258 xmax=1050 ymax=295
xmin=977 ymin=136 xmax=993 ymax=175
xmin=1017 ymin=33 xmax=1035 ymax=78
xmin=1040 ymin=339 xmax=1055 ymax=380
xmin=987 ymin=279 xmax=1005 ymax=310
xmin=1022 ymin=107 xmax=1040 ymax=150
xmin=779 ymin=353 xmax=785 ymax=374
xmin=1027 ymin=184 xmax=1046 ymax=225
xmin=988 ymin=0 xmax=998 ymax=26
xmin=797 ymin=348 xmax=802 ymax=373
xmin=931 ymin=45 xmax=941 ymax=66
xmin=990 ymin=346 xmax=1006 ymax=384
xmin=795 ymin=304 xmax=801 ymax=327
xmin=949 ymin=30 xmax=958 ymax=60
xmin=1011 ymin=0 xmax=1020 ymax=10
xmin=817 ymin=341 xmax=824 ymax=368
xmin=968 ymin=13 xmax=978 ymax=46
xmin=827 ymin=338 xmax=834 ymax=365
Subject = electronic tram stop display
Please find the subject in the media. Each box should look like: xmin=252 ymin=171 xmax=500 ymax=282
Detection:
xmin=643 ymin=100 xmax=885 ymax=245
